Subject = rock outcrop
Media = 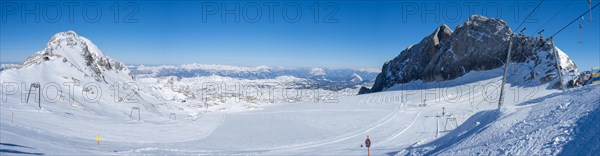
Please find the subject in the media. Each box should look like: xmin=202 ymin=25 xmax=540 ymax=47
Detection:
xmin=360 ymin=15 xmax=578 ymax=94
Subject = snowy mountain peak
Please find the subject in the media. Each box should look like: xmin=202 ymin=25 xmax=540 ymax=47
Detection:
xmin=309 ymin=67 xmax=327 ymax=80
xmin=20 ymin=31 xmax=129 ymax=82
xmin=45 ymin=31 xmax=105 ymax=58
xmin=309 ymin=67 xmax=326 ymax=76
xmin=49 ymin=30 xmax=78 ymax=41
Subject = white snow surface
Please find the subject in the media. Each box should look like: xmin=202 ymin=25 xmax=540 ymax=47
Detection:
xmin=404 ymin=84 xmax=599 ymax=155
xmin=5 ymin=64 xmax=595 ymax=155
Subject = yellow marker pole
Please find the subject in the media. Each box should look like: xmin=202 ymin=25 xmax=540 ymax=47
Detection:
xmin=96 ymin=135 xmax=101 ymax=145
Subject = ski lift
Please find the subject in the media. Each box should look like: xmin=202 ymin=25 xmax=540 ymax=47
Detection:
xmin=538 ymin=29 xmax=545 ymax=47
xmin=169 ymin=113 xmax=176 ymax=120
xmin=130 ymin=107 xmax=141 ymax=120
xmin=519 ymin=28 xmax=526 ymax=36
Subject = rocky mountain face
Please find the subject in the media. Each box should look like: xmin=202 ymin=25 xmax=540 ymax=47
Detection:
xmin=360 ymin=15 xmax=578 ymax=94
xmin=21 ymin=31 xmax=129 ymax=82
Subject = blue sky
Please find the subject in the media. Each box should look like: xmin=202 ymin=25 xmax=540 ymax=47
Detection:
xmin=1 ymin=0 xmax=599 ymax=70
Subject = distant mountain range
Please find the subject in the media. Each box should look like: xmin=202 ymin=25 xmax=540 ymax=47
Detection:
xmin=128 ymin=64 xmax=379 ymax=90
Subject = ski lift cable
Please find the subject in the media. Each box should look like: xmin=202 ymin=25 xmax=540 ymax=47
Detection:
xmin=550 ymin=2 xmax=600 ymax=38
xmin=516 ymin=0 xmax=546 ymax=32
xmin=536 ymin=0 xmax=576 ymax=32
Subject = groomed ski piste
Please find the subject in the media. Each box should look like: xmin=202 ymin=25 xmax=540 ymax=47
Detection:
xmin=3 ymin=64 xmax=598 ymax=155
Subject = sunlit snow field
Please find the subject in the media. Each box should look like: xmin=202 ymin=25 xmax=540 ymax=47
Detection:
xmin=4 ymin=67 xmax=589 ymax=155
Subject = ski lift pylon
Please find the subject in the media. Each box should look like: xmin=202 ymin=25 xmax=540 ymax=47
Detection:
xmin=25 ymin=82 xmax=41 ymax=109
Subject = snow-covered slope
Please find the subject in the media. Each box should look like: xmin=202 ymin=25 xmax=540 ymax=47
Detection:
xmin=1 ymin=65 xmax=568 ymax=155
xmin=404 ymin=85 xmax=599 ymax=155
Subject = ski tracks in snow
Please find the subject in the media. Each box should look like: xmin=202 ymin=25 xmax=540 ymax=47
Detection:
xmin=378 ymin=111 xmax=420 ymax=145
xmin=264 ymin=95 xmax=408 ymax=152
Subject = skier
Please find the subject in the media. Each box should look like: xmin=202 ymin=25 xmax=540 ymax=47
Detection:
xmin=365 ymin=135 xmax=371 ymax=156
